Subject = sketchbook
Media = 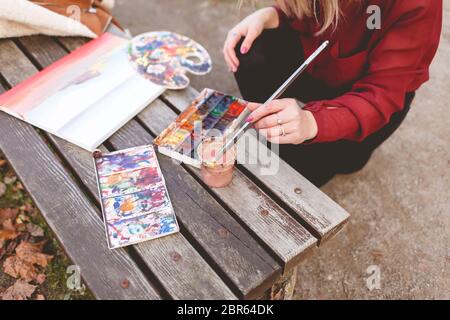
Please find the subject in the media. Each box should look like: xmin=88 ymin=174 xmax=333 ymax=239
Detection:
xmin=93 ymin=145 xmax=179 ymax=249
xmin=154 ymin=89 xmax=248 ymax=168
xmin=0 ymin=32 xmax=165 ymax=151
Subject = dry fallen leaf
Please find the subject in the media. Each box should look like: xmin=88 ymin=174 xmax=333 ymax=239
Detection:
xmin=0 ymin=280 xmax=36 ymax=300
xmin=16 ymin=241 xmax=53 ymax=268
xmin=2 ymin=219 xmax=16 ymax=232
xmin=3 ymin=241 xmax=53 ymax=283
xmin=3 ymin=256 xmax=39 ymax=282
xmin=27 ymin=223 xmax=44 ymax=238
xmin=36 ymin=274 xmax=46 ymax=285
xmin=3 ymin=176 xmax=17 ymax=185
xmin=0 ymin=159 xmax=7 ymax=167
xmin=0 ymin=208 xmax=19 ymax=225
xmin=0 ymin=230 xmax=19 ymax=241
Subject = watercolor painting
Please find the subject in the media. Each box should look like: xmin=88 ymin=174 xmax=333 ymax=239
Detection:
xmin=129 ymin=31 xmax=212 ymax=89
xmin=154 ymin=89 xmax=248 ymax=167
xmin=0 ymin=32 xmax=164 ymax=151
xmin=99 ymin=167 xmax=163 ymax=198
xmin=94 ymin=145 xmax=179 ymax=249
xmin=103 ymin=188 xmax=170 ymax=222
xmin=107 ymin=210 xmax=178 ymax=249
xmin=95 ymin=146 xmax=157 ymax=176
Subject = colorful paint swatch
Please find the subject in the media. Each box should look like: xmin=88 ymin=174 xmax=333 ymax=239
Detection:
xmin=99 ymin=167 xmax=164 ymax=198
xmin=103 ymin=189 xmax=170 ymax=222
xmin=154 ymin=89 xmax=248 ymax=168
xmin=93 ymin=145 xmax=179 ymax=249
xmin=107 ymin=211 xmax=178 ymax=249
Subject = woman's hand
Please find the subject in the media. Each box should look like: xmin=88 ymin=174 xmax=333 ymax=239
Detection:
xmin=223 ymin=7 xmax=279 ymax=72
xmin=246 ymin=99 xmax=318 ymax=144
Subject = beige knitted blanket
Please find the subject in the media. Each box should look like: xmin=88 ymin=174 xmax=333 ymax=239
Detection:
xmin=0 ymin=0 xmax=115 ymax=39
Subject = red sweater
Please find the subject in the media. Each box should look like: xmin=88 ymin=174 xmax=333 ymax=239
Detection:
xmin=275 ymin=0 xmax=442 ymax=143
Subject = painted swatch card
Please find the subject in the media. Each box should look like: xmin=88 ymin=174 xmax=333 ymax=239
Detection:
xmin=154 ymin=89 xmax=248 ymax=167
xmin=93 ymin=145 xmax=179 ymax=249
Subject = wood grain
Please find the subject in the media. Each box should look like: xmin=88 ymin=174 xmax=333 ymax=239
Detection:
xmin=163 ymin=88 xmax=350 ymax=242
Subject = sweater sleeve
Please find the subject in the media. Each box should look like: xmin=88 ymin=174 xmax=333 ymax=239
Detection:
xmin=304 ymin=1 xmax=442 ymax=143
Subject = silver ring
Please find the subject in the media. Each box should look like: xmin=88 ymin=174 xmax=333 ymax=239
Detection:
xmin=231 ymin=32 xmax=238 ymax=37
xmin=279 ymin=124 xmax=286 ymax=136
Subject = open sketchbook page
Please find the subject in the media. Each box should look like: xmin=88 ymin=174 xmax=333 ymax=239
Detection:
xmin=0 ymin=33 xmax=164 ymax=151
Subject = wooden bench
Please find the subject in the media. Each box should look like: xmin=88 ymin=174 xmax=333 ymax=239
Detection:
xmin=0 ymin=29 xmax=349 ymax=299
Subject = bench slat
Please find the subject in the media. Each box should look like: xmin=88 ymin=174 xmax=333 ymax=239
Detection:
xmin=138 ymin=100 xmax=317 ymax=272
xmin=13 ymin=36 xmax=237 ymax=300
xmin=0 ymin=42 xmax=160 ymax=300
xmin=163 ymin=88 xmax=350 ymax=242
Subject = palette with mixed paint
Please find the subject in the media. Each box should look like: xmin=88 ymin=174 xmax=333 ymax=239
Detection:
xmin=93 ymin=145 xmax=179 ymax=249
xmin=154 ymin=89 xmax=248 ymax=168
xmin=129 ymin=31 xmax=212 ymax=89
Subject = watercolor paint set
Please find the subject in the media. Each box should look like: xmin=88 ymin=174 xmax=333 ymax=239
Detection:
xmin=93 ymin=145 xmax=179 ymax=249
xmin=154 ymin=89 xmax=248 ymax=168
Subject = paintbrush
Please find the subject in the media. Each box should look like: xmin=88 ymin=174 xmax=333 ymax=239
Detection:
xmin=213 ymin=40 xmax=330 ymax=162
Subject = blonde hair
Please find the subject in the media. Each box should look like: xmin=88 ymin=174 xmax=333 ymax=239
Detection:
xmin=276 ymin=0 xmax=343 ymax=34
xmin=239 ymin=0 xmax=351 ymax=35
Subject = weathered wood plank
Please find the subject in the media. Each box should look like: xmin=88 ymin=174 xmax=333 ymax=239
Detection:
xmin=56 ymin=36 xmax=89 ymax=53
xmin=138 ymin=100 xmax=318 ymax=272
xmin=13 ymin=36 xmax=237 ymax=300
xmin=162 ymin=88 xmax=350 ymax=242
xmin=108 ymin=119 xmax=279 ymax=299
xmin=0 ymin=43 xmax=160 ymax=299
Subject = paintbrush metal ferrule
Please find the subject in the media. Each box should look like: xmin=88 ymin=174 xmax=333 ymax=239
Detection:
xmin=213 ymin=40 xmax=330 ymax=162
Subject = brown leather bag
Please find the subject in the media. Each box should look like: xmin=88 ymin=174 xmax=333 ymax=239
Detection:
xmin=31 ymin=0 xmax=122 ymax=36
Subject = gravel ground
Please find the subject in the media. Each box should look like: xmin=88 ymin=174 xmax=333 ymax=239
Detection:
xmin=114 ymin=0 xmax=450 ymax=299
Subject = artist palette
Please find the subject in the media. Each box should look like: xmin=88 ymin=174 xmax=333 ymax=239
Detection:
xmin=154 ymin=89 xmax=248 ymax=168
xmin=93 ymin=145 xmax=179 ymax=249
xmin=129 ymin=31 xmax=212 ymax=89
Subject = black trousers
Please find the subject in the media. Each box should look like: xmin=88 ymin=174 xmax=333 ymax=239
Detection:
xmin=234 ymin=29 xmax=414 ymax=187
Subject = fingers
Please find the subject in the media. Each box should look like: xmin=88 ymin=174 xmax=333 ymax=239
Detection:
xmin=240 ymin=30 xmax=258 ymax=55
xmin=245 ymin=102 xmax=261 ymax=112
xmin=247 ymin=100 xmax=285 ymax=123
xmin=266 ymin=134 xmax=296 ymax=144
xmin=223 ymin=30 xmax=243 ymax=72
xmin=258 ymin=121 xmax=296 ymax=139
xmin=253 ymin=108 xmax=291 ymax=129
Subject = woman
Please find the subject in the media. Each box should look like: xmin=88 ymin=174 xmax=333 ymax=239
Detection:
xmin=223 ymin=0 xmax=442 ymax=186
